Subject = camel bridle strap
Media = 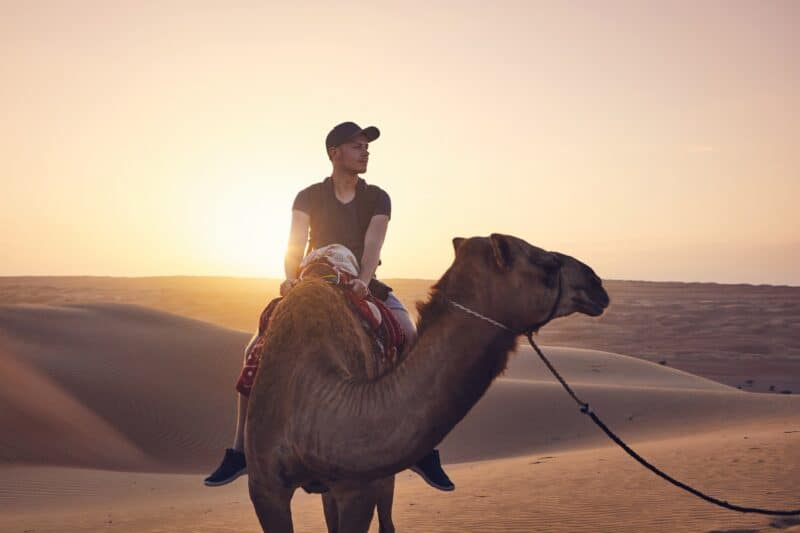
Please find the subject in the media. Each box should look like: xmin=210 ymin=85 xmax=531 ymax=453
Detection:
xmin=448 ymin=268 xmax=565 ymax=336
xmin=448 ymin=271 xmax=800 ymax=516
xmin=448 ymin=301 xmax=514 ymax=332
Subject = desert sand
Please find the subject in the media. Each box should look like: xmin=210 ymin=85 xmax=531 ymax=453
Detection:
xmin=1 ymin=277 xmax=799 ymax=532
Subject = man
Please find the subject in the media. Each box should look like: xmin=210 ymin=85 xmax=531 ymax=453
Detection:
xmin=204 ymin=121 xmax=455 ymax=491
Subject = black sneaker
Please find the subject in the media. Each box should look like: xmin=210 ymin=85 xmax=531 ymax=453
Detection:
xmin=204 ymin=448 xmax=247 ymax=487
xmin=409 ymin=449 xmax=455 ymax=491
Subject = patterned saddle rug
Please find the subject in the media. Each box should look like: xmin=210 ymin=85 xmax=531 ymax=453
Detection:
xmin=235 ymin=257 xmax=406 ymax=397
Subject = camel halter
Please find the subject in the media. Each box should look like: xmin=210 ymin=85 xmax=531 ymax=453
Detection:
xmin=448 ymin=267 xmax=565 ymax=336
xmin=447 ymin=269 xmax=800 ymax=517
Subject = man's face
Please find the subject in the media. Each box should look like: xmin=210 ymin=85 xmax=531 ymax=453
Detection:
xmin=330 ymin=133 xmax=370 ymax=174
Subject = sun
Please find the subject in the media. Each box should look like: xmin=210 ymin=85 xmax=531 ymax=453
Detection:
xmin=187 ymin=179 xmax=294 ymax=278
xmin=208 ymin=206 xmax=289 ymax=277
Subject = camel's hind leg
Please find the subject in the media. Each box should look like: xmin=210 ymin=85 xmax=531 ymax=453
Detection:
xmin=247 ymin=478 xmax=294 ymax=533
xmin=376 ymin=475 xmax=396 ymax=533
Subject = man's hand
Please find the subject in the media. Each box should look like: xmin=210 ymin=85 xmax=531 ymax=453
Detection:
xmin=348 ymin=278 xmax=370 ymax=299
xmin=280 ymin=278 xmax=298 ymax=297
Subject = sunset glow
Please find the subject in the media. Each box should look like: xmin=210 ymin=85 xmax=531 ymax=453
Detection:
xmin=2 ymin=1 xmax=798 ymax=284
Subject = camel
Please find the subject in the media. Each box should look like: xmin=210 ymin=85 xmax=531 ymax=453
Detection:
xmin=244 ymin=233 xmax=610 ymax=532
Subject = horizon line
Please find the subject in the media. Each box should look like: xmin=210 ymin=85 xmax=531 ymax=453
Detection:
xmin=1 ymin=274 xmax=798 ymax=289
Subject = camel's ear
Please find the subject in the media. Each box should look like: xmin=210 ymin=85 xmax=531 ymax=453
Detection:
xmin=452 ymin=237 xmax=466 ymax=255
xmin=489 ymin=233 xmax=514 ymax=270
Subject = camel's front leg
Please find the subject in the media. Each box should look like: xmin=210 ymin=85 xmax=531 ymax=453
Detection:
xmin=329 ymin=483 xmax=378 ymax=533
xmin=248 ymin=477 xmax=295 ymax=533
xmin=376 ymin=475 xmax=396 ymax=533
xmin=322 ymin=492 xmax=339 ymax=533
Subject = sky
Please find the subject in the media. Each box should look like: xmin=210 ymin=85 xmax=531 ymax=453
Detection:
xmin=2 ymin=1 xmax=799 ymax=285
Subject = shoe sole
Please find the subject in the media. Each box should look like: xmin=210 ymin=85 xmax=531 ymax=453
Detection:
xmin=203 ymin=467 xmax=248 ymax=487
xmin=409 ymin=466 xmax=455 ymax=492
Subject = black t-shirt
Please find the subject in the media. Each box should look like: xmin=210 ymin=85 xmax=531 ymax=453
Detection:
xmin=292 ymin=176 xmax=391 ymax=266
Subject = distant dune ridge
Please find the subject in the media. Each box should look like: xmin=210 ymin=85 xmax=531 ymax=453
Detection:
xmin=2 ymin=276 xmax=798 ymax=392
xmin=1 ymin=278 xmax=799 ymax=532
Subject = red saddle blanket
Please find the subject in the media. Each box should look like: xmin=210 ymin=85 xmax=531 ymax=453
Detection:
xmin=235 ymin=262 xmax=405 ymax=397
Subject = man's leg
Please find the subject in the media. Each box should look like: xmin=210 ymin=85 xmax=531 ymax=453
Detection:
xmin=232 ymin=391 xmax=248 ymax=452
xmin=385 ymin=294 xmax=417 ymax=356
xmin=384 ymin=292 xmax=455 ymax=492
xmin=204 ymin=333 xmax=257 ymax=486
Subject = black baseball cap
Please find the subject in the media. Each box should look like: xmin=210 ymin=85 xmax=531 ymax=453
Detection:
xmin=325 ymin=122 xmax=380 ymax=151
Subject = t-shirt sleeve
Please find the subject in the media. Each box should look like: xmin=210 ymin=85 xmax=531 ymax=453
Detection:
xmin=292 ymin=186 xmax=313 ymax=214
xmin=374 ymin=189 xmax=391 ymax=219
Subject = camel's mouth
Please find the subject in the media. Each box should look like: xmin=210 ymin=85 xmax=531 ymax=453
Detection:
xmin=583 ymin=300 xmax=606 ymax=316
xmin=572 ymin=287 xmax=610 ymax=317
xmin=572 ymin=297 xmax=604 ymax=316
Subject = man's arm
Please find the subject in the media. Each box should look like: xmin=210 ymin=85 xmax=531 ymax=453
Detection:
xmin=359 ymin=214 xmax=389 ymax=284
xmin=284 ymin=209 xmax=310 ymax=280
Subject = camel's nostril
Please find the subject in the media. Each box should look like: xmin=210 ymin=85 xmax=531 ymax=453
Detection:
xmin=598 ymin=290 xmax=610 ymax=307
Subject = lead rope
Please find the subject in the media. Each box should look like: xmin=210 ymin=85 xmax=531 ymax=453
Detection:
xmin=524 ymin=330 xmax=800 ymax=516
xmin=447 ymin=296 xmax=800 ymax=516
xmin=525 ymin=331 xmax=800 ymax=516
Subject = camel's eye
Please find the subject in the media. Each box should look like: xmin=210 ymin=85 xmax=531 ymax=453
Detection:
xmin=532 ymin=255 xmax=561 ymax=289
xmin=529 ymin=253 xmax=560 ymax=272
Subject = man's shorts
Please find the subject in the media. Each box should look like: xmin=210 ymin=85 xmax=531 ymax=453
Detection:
xmin=383 ymin=291 xmax=408 ymax=313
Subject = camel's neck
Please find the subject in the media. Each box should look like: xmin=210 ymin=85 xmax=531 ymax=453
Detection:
xmin=388 ymin=297 xmax=519 ymax=449
xmin=300 ymin=289 xmax=519 ymax=478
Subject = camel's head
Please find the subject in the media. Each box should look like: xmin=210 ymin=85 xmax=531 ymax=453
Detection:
xmin=449 ymin=233 xmax=610 ymax=332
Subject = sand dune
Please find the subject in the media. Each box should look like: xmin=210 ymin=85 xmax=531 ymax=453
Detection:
xmin=2 ymin=302 xmax=797 ymax=473
xmin=0 ymin=344 xmax=150 ymax=471
xmin=1 ymin=300 xmax=798 ymax=532
xmin=0 ymin=303 xmax=246 ymax=473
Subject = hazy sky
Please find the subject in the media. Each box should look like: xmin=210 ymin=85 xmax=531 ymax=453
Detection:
xmin=2 ymin=1 xmax=798 ymax=285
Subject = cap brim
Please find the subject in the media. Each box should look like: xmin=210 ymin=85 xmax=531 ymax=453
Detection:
xmin=353 ymin=126 xmax=380 ymax=143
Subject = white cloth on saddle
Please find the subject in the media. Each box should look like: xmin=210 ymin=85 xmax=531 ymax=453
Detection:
xmin=299 ymin=243 xmax=382 ymax=325
xmin=300 ymin=243 xmax=360 ymax=277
